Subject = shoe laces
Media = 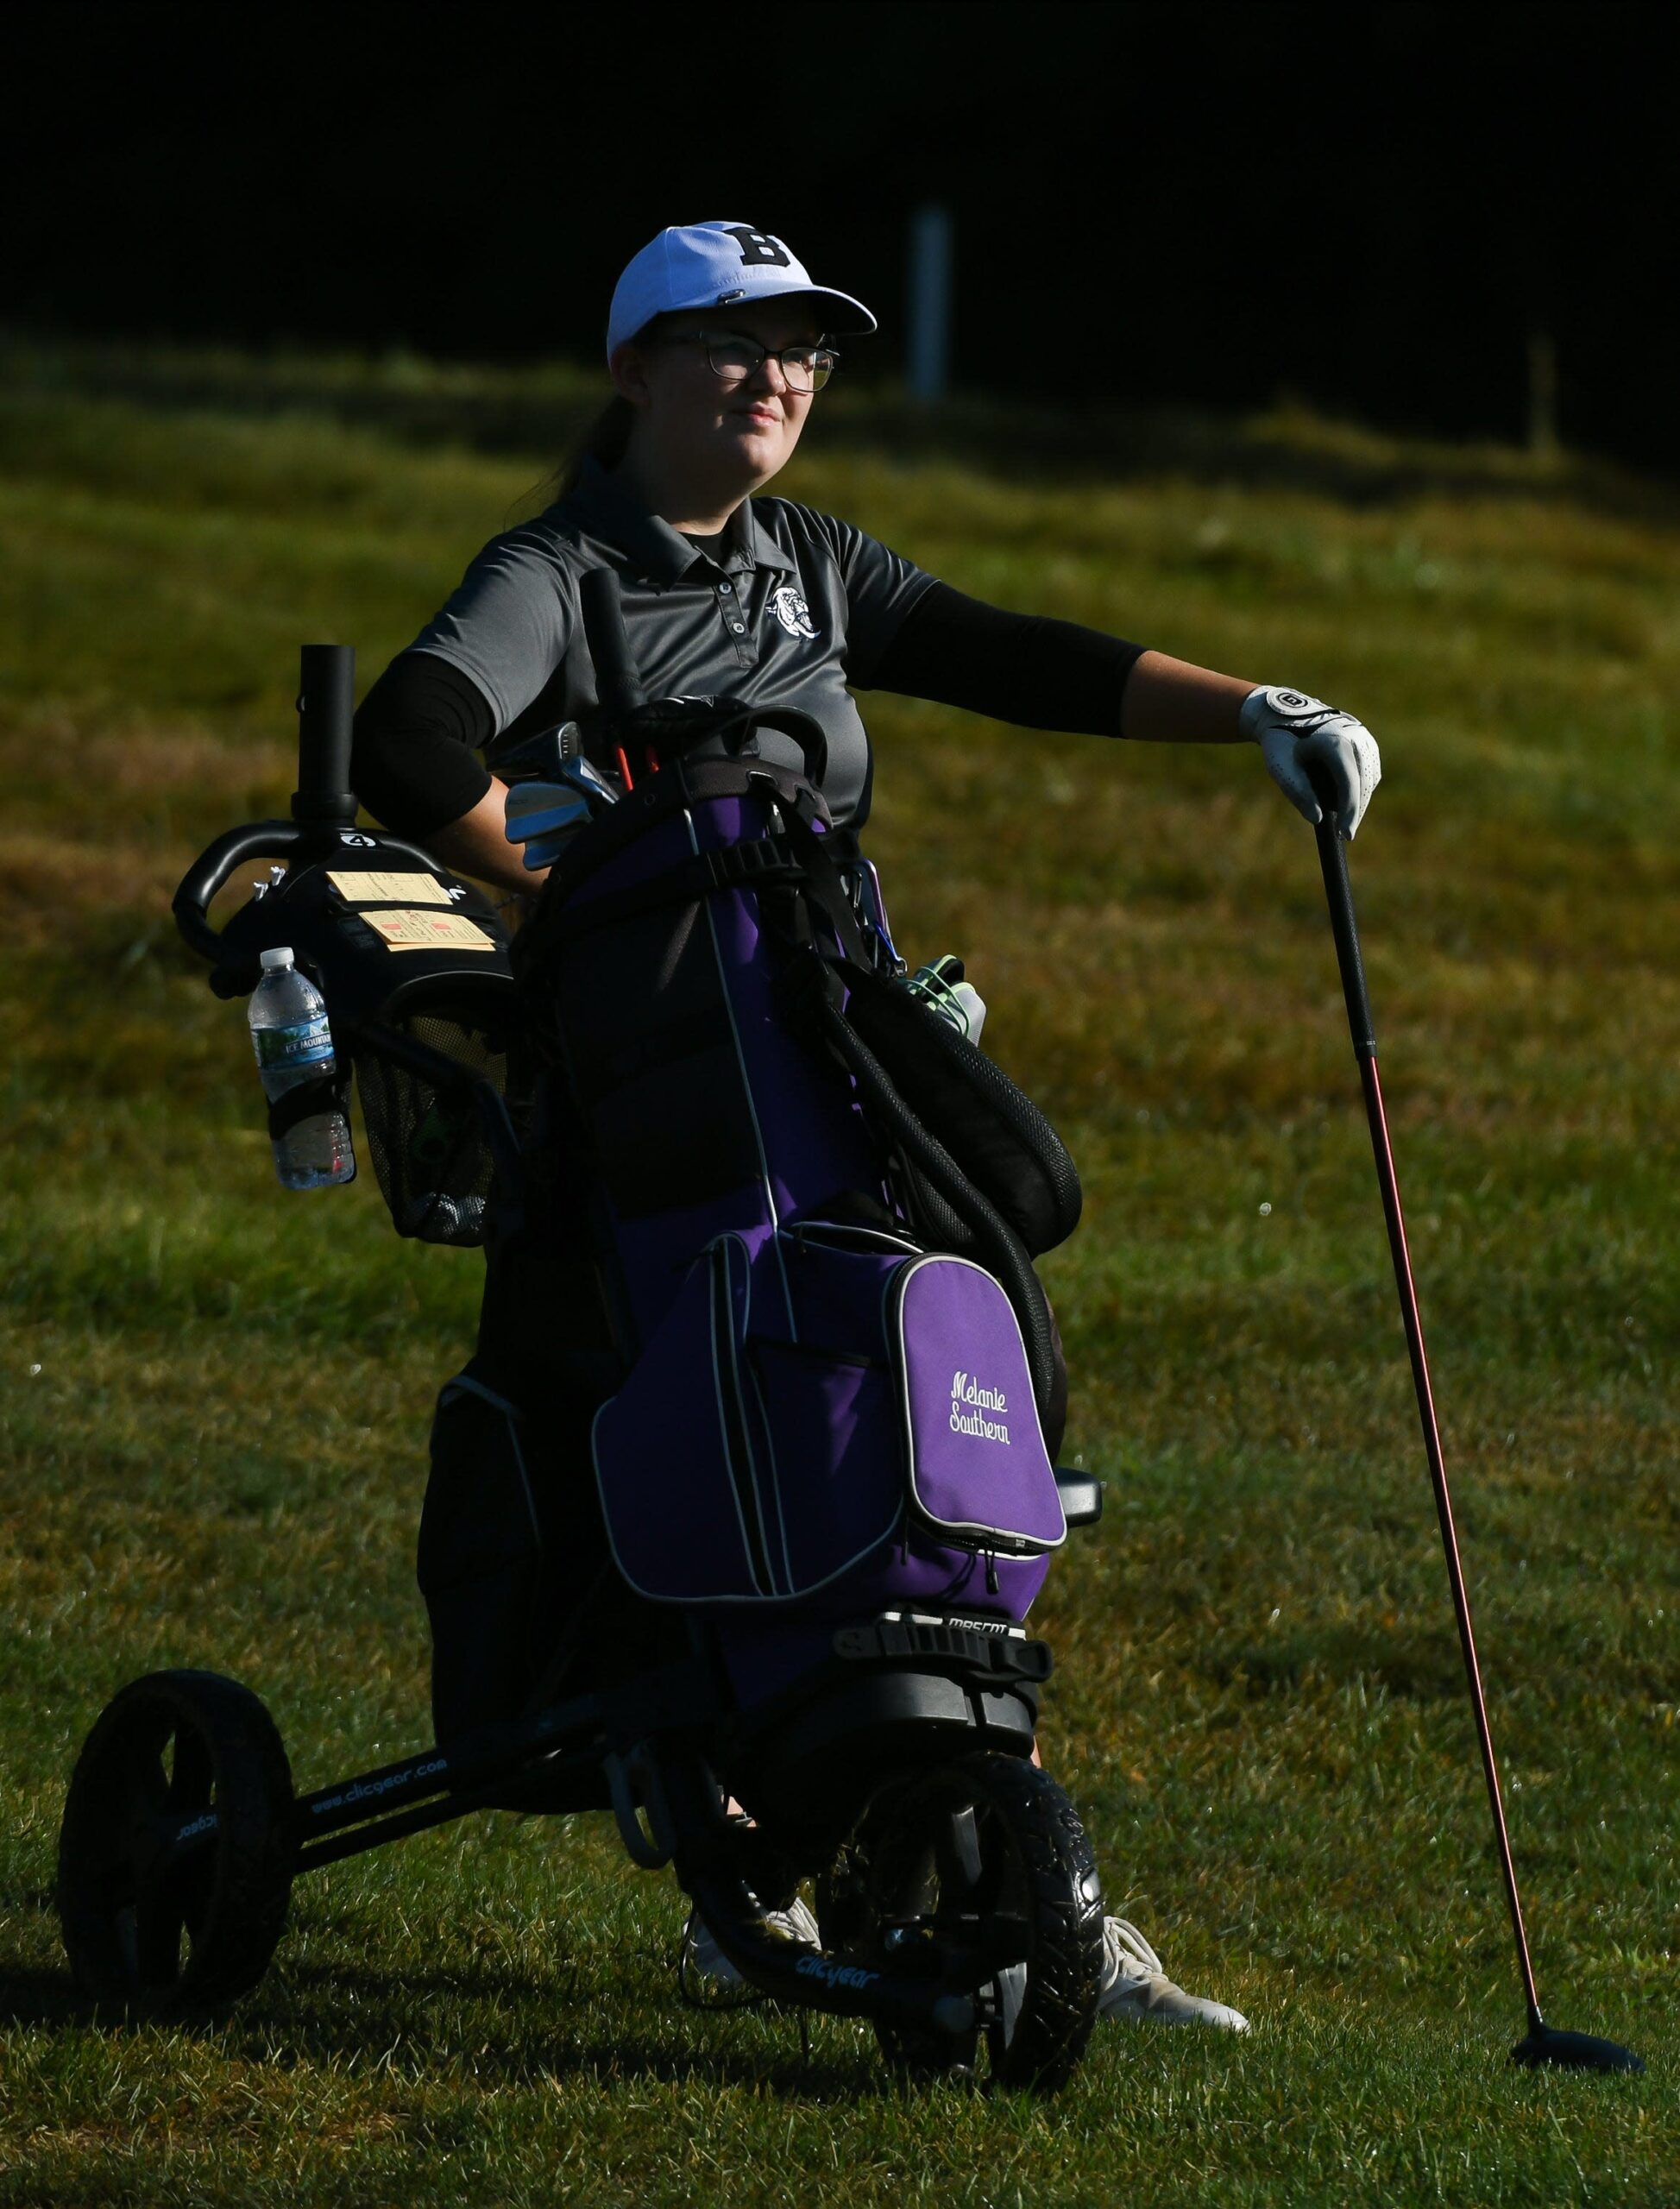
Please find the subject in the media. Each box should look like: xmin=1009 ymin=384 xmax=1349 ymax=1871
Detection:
xmin=1103 ymin=1916 xmax=1167 ymax=1986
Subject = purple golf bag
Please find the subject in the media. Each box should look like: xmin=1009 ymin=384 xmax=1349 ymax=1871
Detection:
xmin=507 ymin=725 xmax=1085 ymax=1773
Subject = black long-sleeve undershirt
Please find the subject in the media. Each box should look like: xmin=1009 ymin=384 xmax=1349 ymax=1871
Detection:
xmin=352 ymin=652 xmax=496 ymax=840
xmin=864 ymin=582 xmax=1142 ymax=729
xmin=350 ymin=582 xmax=1145 ymax=840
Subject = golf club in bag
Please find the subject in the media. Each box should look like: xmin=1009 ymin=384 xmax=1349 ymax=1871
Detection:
xmin=1313 ymin=815 xmax=1643 ymax=2075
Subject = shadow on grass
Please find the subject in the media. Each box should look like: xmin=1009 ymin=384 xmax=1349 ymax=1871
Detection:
xmin=242 ymin=1957 xmax=890 ymax=2097
xmin=0 ymin=1964 xmax=85 ymax=2033
xmin=1208 ymin=1624 xmax=1469 ymax=1702
xmin=0 ymin=1935 xmax=898 ymax=2102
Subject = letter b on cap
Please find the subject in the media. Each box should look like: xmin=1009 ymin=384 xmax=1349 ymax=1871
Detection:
xmin=725 ymin=226 xmax=791 ymax=268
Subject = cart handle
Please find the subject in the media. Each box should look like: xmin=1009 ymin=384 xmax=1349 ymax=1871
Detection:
xmin=172 ymin=818 xmax=449 ymax=969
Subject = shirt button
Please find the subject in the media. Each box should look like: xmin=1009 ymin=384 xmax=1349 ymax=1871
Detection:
xmin=719 ymin=581 xmax=734 ymax=595
xmin=730 ymin=620 xmax=746 ymax=634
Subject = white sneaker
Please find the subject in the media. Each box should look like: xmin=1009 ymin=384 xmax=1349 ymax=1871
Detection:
xmin=1097 ymin=1916 xmax=1249 ymax=2032
xmin=681 ymin=1894 xmax=821 ymax=2004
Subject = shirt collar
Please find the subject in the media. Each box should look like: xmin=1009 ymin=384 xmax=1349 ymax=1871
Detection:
xmin=559 ymin=457 xmax=792 ymax=586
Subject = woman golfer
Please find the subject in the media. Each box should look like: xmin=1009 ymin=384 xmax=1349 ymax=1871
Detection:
xmin=353 ymin=220 xmax=1382 ymax=2034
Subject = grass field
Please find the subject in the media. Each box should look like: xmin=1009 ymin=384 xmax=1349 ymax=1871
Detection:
xmin=1 ymin=337 xmax=1676 ymax=2206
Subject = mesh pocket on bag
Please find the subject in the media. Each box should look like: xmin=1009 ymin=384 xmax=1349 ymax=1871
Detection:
xmin=353 ymin=1008 xmax=513 ymax=1246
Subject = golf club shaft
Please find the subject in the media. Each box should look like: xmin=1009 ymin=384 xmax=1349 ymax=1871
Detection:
xmin=1314 ymin=820 xmax=1544 ymax=2032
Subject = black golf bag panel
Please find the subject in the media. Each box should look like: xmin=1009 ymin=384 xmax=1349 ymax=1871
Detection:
xmin=833 ymin=963 xmax=1082 ymax=1258
xmin=204 ymin=834 xmax=520 ymax=1246
xmin=418 ymin=1341 xmax=673 ymax=1762
xmin=418 ymin=1369 xmax=548 ymax=1746
xmin=514 ymin=757 xmax=888 ymax=1354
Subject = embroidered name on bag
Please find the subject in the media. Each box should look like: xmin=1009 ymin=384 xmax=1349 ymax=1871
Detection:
xmin=950 ymin=1370 xmax=1011 ymax=1443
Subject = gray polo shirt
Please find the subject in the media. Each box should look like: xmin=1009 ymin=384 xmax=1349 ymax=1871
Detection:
xmin=407 ymin=459 xmax=936 ymax=827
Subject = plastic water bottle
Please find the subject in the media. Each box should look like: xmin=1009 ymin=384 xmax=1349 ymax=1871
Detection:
xmin=903 ymin=954 xmax=986 ymax=1045
xmin=248 ymin=947 xmax=356 ymax=1190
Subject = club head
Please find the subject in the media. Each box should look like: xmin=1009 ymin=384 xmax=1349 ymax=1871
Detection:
xmin=505 ymin=778 xmax=586 ymax=819
xmin=521 ymin=825 xmax=586 ymax=871
xmin=505 ymin=787 xmax=592 ymax=845
xmin=557 ymin=758 xmax=620 ymax=806
xmin=513 ymin=801 xmax=592 ymax=842
xmin=1511 ymin=2023 xmax=1644 ymax=2074
xmin=490 ymin=720 xmax=582 ymax=782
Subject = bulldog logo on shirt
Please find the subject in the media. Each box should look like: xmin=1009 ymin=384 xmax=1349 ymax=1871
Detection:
xmin=771 ymin=585 xmax=818 ymax=639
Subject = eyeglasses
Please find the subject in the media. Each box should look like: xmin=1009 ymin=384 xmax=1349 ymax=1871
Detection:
xmin=662 ymin=332 xmax=839 ymax=393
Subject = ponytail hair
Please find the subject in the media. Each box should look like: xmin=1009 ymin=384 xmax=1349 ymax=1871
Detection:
xmin=554 ymin=393 xmax=635 ymax=499
xmin=525 ymin=318 xmax=670 ymax=513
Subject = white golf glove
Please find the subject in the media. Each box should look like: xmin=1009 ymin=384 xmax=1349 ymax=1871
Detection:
xmin=1241 ymin=686 xmax=1381 ymax=839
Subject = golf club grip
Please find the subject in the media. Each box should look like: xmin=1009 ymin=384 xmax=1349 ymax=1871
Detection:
xmin=293 ymin=644 xmax=358 ymax=825
xmin=580 ymin=567 xmax=644 ymax=715
xmin=1314 ymin=820 xmax=1376 ymax=1058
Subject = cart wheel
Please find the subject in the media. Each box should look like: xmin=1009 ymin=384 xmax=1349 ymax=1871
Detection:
xmin=843 ymin=1750 xmax=1104 ymax=2093
xmin=57 ymin=1669 xmax=294 ymax=2019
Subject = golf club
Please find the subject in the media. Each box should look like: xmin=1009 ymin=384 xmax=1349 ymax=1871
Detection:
xmin=1313 ymin=813 xmax=1643 ymax=2075
xmin=505 ymin=783 xmax=595 ymax=870
xmin=504 ymin=783 xmax=595 ymax=836
xmin=557 ymin=757 xmax=621 ymax=809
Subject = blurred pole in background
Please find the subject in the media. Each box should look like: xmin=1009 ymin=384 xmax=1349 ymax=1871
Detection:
xmin=1527 ymin=329 xmax=1559 ymax=458
xmin=905 ymin=204 xmax=953 ymax=406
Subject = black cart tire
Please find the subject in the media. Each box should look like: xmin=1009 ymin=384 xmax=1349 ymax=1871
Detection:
xmin=57 ymin=1669 xmax=294 ymax=2019
xmin=847 ymin=1750 xmax=1104 ymax=2093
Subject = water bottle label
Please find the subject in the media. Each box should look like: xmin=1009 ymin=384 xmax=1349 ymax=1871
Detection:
xmin=253 ymin=1016 xmax=333 ymax=1071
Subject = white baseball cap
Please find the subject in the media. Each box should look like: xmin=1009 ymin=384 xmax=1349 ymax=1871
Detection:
xmin=606 ymin=221 xmax=877 ymax=361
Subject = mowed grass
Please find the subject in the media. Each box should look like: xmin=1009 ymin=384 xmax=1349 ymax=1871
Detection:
xmin=0 ymin=340 xmax=1676 ymax=2205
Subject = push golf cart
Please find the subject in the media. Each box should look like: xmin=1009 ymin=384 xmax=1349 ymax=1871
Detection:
xmin=56 ymin=632 xmax=1111 ymax=2091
